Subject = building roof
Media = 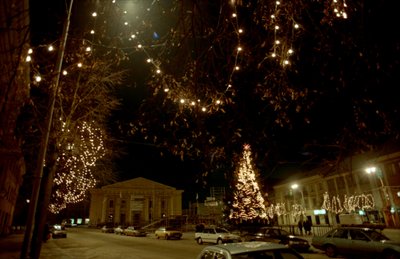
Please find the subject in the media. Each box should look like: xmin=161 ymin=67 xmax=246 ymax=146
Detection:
xmin=101 ymin=177 xmax=181 ymax=191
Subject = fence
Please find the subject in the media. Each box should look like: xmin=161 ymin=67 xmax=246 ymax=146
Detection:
xmin=279 ymin=224 xmax=334 ymax=236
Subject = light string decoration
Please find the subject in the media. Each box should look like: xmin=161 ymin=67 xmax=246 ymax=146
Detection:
xmin=22 ymin=0 xmax=355 ymax=212
xmin=229 ymin=144 xmax=268 ymax=221
xmin=321 ymin=192 xmax=375 ymax=214
xmin=266 ymin=202 xmax=287 ymax=218
xmin=77 ymin=0 xmax=353 ymax=115
xmin=23 ymin=0 xmax=352 ymax=115
xmin=25 ymin=29 xmax=122 ymax=213
xmin=49 ymin=121 xmax=106 ymax=214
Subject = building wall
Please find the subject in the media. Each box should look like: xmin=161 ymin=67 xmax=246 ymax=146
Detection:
xmin=0 ymin=0 xmax=30 ymax=236
xmin=271 ymin=151 xmax=400 ymax=228
xmin=89 ymin=177 xmax=183 ymax=227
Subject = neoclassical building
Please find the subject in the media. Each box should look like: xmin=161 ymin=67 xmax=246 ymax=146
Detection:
xmin=89 ymin=177 xmax=183 ymax=226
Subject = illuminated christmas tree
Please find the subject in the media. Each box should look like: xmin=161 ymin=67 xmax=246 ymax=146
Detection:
xmin=229 ymin=144 xmax=267 ymax=222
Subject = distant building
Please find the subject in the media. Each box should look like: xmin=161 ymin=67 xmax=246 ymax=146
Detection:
xmin=88 ymin=177 xmax=183 ymax=227
xmin=271 ymin=150 xmax=400 ymax=228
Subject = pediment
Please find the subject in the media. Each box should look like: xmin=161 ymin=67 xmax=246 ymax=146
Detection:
xmin=102 ymin=177 xmax=176 ymax=190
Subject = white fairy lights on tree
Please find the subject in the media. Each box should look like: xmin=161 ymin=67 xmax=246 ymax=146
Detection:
xmin=229 ymin=144 xmax=268 ymax=221
xmin=49 ymin=121 xmax=106 ymax=214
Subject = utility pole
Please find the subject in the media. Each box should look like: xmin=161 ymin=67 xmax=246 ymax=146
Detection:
xmin=20 ymin=1 xmax=74 ymax=258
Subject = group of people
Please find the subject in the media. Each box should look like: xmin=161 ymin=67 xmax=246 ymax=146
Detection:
xmin=298 ymin=219 xmax=312 ymax=235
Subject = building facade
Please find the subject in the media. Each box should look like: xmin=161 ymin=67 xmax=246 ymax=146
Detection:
xmin=89 ymin=177 xmax=183 ymax=227
xmin=0 ymin=0 xmax=30 ymax=236
xmin=271 ymin=151 xmax=400 ymax=228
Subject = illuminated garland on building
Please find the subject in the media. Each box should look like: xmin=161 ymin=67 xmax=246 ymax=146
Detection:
xmin=229 ymin=144 xmax=268 ymax=221
xmin=266 ymin=202 xmax=287 ymax=218
xmin=321 ymin=192 xmax=375 ymax=214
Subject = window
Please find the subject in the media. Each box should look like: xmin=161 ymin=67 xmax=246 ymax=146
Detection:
xmin=327 ymin=179 xmax=336 ymax=193
xmin=350 ymin=230 xmax=369 ymax=241
xmin=121 ymin=200 xmax=126 ymax=209
xmin=333 ymin=229 xmax=348 ymax=239
xmin=336 ymin=176 xmax=345 ymax=190
xmin=200 ymin=251 xmax=226 ymax=259
xmin=345 ymin=174 xmax=355 ymax=187
xmin=200 ymin=250 xmax=214 ymax=259
xmin=109 ymin=200 xmax=114 ymax=208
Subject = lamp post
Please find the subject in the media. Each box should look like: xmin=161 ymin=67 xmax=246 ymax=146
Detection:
xmin=365 ymin=166 xmax=393 ymax=226
xmin=291 ymin=184 xmax=305 ymax=209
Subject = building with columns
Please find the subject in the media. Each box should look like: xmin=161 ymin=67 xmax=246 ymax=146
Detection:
xmin=89 ymin=177 xmax=183 ymax=227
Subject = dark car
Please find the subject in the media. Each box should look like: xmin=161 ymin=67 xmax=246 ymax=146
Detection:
xmin=312 ymin=226 xmax=400 ymax=258
xmin=196 ymin=242 xmax=304 ymax=259
xmin=242 ymin=227 xmax=310 ymax=252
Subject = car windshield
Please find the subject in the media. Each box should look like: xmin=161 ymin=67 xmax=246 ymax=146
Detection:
xmin=364 ymin=229 xmax=390 ymax=241
xmin=216 ymin=228 xmax=229 ymax=233
xmin=280 ymin=229 xmax=289 ymax=236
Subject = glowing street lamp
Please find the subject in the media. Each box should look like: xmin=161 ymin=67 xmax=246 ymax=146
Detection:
xmin=365 ymin=166 xmax=392 ymax=226
xmin=291 ymin=183 xmax=305 ymax=209
xmin=365 ymin=166 xmax=388 ymax=200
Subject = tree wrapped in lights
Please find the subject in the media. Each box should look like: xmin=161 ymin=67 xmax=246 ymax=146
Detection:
xmin=229 ymin=144 xmax=268 ymax=222
xmin=20 ymin=37 xmax=125 ymax=214
xmin=49 ymin=121 xmax=106 ymax=213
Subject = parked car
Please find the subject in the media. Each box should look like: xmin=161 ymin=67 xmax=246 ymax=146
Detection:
xmin=242 ymin=227 xmax=310 ymax=252
xmin=51 ymin=224 xmax=67 ymax=238
xmin=124 ymin=226 xmax=147 ymax=237
xmin=114 ymin=225 xmax=125 ymax=235
xmin=101 ymin=225 xmax=114 ymax=233
xmin=154 ymin=226 xmax=182 ymax=240
xmin=311 ymin=226 xmax=400 ymax=258
xmin=195 ymin=226 xmax=241 ymax=245
xmin=196 ymin=241 xmax=304 ymax=259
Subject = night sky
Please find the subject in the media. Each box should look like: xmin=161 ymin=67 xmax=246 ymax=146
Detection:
xmin=29 ymin=0 xmax=400 ymax=205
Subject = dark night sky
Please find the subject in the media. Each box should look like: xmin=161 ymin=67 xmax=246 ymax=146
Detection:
xmin=29 ymin=0 xmax=400 ymax=206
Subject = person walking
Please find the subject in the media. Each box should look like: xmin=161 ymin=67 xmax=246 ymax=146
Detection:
xmin=303 ymin=219 xmax=312 ymax=235
xmin=297 ymin=220 xmax=303 ymax=236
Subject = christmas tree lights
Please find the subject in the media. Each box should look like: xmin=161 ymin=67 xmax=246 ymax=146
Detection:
xmin=229 ymin=144 xmax=268 ymax=221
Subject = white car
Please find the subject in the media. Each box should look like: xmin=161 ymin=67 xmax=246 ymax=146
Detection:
xmin=154 ymin=227 xmax=182 ymax=240
xmin=195 ymin=226 xmax=241 ymax=244
xmin=196 ymin=241 xmax=304 ymax=259
xmin=114 ymin=225 xmax=124 ymax=235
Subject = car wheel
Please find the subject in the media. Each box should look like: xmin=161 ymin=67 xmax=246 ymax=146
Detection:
xmin=324 ymin=245 xmax=337 ymax=258
xmin=197 ymin=238 xmax=203 ymax=245
xmin=165 ymin=234 xmax=169 ymax=240
xmin=217 ymin=238 xmax=223 ymax=244
xmin=383 ymin=250 xmax=399 ymax=259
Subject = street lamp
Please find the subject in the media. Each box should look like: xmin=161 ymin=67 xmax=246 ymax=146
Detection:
xmin=291 ymin=184 xmax=305 ymax=209
xmin=365 ymin=166 xmax=392 ymax=226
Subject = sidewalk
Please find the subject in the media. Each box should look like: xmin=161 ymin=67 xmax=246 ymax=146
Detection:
xmin=0 ymin=233 xmax=23 ymax=259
